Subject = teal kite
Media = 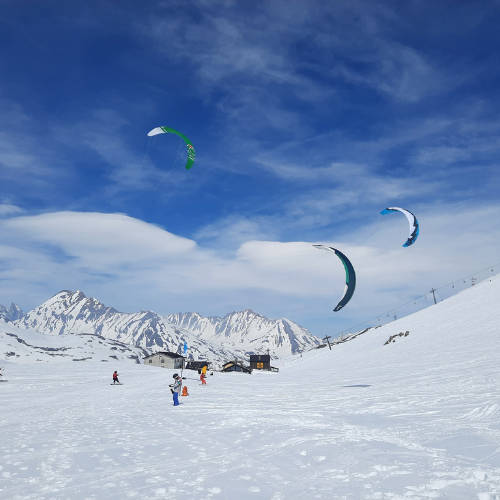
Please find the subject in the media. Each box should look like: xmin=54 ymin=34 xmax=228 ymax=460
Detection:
xmin=313 ymin=245 xmax=356 ymax=312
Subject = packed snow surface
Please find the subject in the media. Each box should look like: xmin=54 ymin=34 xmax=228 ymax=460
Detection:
xmin=2 ymin=275 xmax=500 ymax=499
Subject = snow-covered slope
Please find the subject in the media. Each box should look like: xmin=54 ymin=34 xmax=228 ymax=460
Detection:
xmin=0 ymin=319 xmax=148 ymax=364
xmin=165 ymin=309 xmax=321 ymax=355
xmin=2 ymin=274 xmax=500 ymax=498
xmin=2 ymin=275 xmax=500 ymax=498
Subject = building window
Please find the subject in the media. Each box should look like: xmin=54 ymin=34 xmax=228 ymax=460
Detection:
xmin=161 ymin=359 xmax=164 ymax=363
xmin=149 ymin=360 xmax=152 ymax=363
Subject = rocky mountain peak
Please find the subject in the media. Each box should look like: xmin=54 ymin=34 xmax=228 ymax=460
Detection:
xmin=0 ymin=302 xmax=25 ymax=322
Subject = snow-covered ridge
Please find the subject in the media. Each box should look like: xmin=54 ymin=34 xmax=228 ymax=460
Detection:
xmin=13 ymin=290 xmax=320 ymax=364
xmin=165 ymin=309 xmax=321 ymax=355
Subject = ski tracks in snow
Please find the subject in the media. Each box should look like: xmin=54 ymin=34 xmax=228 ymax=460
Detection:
xmin=1 ymin=362 xmax=500 ymax=499
xmin=459 ymin=403 xmax=500 ymax=422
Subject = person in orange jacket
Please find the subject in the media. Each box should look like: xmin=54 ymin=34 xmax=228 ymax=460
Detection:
xmin=112 ymin=371 xmax=120 ymax=384
xmin=200 ymin=372 xmax=207 ymax=385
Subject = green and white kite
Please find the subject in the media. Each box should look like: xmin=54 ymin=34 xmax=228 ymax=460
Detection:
xmin=147 ymin=127 xmax=196 ymax=169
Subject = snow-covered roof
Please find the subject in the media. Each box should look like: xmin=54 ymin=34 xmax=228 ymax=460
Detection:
xmin=143 ymin=351 xmax=185 ymax=359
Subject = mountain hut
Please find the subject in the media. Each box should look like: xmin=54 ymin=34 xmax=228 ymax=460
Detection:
xmin=143 ymin=352 xmax=185 ymax=369
xmin=185 ymin=360 xmax=209 ymax=371
xmin=221 ymin=361 xmax=252 ymax=374
xmin=249 ymin=354 xmax=271 ymax=370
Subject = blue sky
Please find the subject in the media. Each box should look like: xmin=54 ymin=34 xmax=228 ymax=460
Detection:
xmin=1 ymin=0 xmax=500 ymax=337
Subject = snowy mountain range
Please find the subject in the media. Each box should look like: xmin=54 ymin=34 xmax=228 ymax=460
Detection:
xmin=165 ymin=310 xmax=320 ymax=356
xmin=10 ymin=290 xmax=321 ymax=365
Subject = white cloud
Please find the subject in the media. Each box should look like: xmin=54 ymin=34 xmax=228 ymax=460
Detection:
xmin=0 ymin=206 xmax=499 ymax=337
xmin=0 ymin=203 xmax=24 ymax=216
xmin=195 ymin=213 xmax=279 ymax=251
xmin=5 ymin=212 xmax=195 ymax=268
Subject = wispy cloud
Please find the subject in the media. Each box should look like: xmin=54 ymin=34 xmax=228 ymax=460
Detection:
xmin=0 ymin=100 xmax=72 ymax=195
xmin=142 ymin=1 xmax=466 ymax=108
xmin=52 ymin=109 xmax=154 ymax=194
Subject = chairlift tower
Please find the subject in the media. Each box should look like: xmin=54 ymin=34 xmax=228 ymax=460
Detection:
xmin=322 ymin=335 xmax=332 ymax=350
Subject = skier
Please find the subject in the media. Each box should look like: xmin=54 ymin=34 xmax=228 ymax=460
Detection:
xmin=201 ymin=364 xmax=207 ymax=376
xmin=170 ymin=373 xmax=182 ymax=406
xmin=112 ymin=371 xmax=120 ymax=384
xmin=200 ymin=372 xmax=207 ymax=385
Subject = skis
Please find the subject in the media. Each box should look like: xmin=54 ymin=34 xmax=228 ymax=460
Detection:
xmin=111 ymin=383 xmax=123 ymax=385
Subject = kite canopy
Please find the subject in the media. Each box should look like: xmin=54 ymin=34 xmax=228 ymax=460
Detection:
xmin=313 ymin=244 xmax=356 ymax=312
xmin=380 ymin=207 xmax=419 ymax=247
xmin=147 ymin=126 xmax=196 ymax=169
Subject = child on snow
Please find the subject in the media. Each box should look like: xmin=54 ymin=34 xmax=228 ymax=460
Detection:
xmin=112 ymin=371 xmax=120 ymax=384
xmin=170 ymin=373 xmax=182 ymax=406
xmin=200 ymin=372 xmax=207 ymax=385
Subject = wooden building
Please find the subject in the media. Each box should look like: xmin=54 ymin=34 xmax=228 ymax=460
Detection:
xmin=143 ymin=352 xmax=185 ymax=369
xmin=221 ymin=361 xmax=252 ymax=374
xmin=249 ymin=354 xmax=271 ymax=370
xmin=185 ymin=360 xmax=209 ymax=371
xmin=249 ymin=354 xmax=279 ymax=372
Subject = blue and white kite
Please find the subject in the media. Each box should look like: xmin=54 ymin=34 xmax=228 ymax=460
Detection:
xmin=380 ymin=207 xmax=419 ymax=247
